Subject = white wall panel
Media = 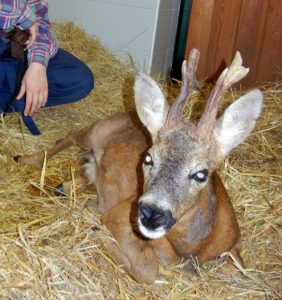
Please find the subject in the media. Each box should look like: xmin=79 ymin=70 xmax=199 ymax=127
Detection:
xmin=153 ymin=8 xmax=172 ymax=51
xmin=151 ymin=0 xmax=181 ymax=76
xmin=114 ymin=5 xmax=155 ymax=50
xmin=48 ymin=0 xmax=180 ymax=77
xmin=118 ymin=0 xmax=157 ymax=9
xmin=80 ymin=1 xmax=117 ymax=45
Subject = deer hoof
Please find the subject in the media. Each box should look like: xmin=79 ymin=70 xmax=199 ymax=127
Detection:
xmin=14 ymin=155 xmax=22 ymax=163
xmin=180 ymin=259 xmax=199 ymax=276
xmin=54 ymin=183 xmax=65 ymax=196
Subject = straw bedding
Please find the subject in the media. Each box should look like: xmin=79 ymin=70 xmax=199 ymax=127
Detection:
xmin=0 ymin=23 xmax=281 ymax=299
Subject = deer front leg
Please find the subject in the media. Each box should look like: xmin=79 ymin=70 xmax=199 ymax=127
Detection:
xmin=194 ymin=237 xmax=244 ymax=276
xmin=178 ymin=242 xmax=244 ymax=276
xmin=102 ymin=199 xmax=159 ymax=284
xmin=218 ymin=241 xmax=245 ymax=276
xmin=149 ymin=237 xmax=180 ymax=266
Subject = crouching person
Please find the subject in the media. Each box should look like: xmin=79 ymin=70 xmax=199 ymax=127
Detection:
xmin=0 ymin=0 xmax=94 ymax=135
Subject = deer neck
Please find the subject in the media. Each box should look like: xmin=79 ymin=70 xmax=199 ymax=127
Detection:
xmin=167 ymin=178 xmax=217 ymax=251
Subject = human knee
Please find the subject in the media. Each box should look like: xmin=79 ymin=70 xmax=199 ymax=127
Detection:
xmin=76 ymin=63 xmax=94 ymax=96
xmin=47 ymin=50 xmax=95 ymax=102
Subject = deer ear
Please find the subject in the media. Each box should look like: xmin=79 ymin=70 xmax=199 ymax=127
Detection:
xmin=134 ymin=73 xmax=169 ymax=135
xmin=213 ymin=89 xmax=263 ymax=157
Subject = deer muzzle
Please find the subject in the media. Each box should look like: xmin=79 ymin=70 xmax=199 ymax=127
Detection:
xmin=137 ymin=202 xmax=176 ymax=239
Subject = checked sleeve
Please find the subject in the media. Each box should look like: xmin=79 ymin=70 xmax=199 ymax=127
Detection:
xmin=27 ymin=2 xmax=58 ymax=67
xmin=0 ymin=0 xmax=58 ymax=67
xmin=0 ymin=0 xmax=36 ymax=29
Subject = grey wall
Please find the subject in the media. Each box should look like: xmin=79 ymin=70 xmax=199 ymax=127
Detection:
xmin=48 ymin=0 xmax=180 ymax=77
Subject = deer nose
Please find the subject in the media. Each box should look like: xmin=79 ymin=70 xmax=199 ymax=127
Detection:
xmin=138 ymin=203 xmax=176 ymax=231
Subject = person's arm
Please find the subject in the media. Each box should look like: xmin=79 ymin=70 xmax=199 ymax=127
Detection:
xmin=17 ymin=1 xmax=57 ymax=116
xmin=22 ymin=2 xmax=58 ymax=115
xmin=0 ymin=0 xmax=36 ymax=30
xmin=27 ymin=3 xmax=58 ymax=67
xmin=1 ymin=1 xmax=58 ymax=115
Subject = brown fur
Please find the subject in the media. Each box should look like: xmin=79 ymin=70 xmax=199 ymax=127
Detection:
xmin=15 ymin=51 xmax=262 ymax=284
xmin=15 ymin=112 xmax=242 ymax=283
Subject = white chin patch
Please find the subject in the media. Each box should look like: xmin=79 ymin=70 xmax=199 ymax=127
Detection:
xmin=138 ymin=219 xmax=167 ymax=239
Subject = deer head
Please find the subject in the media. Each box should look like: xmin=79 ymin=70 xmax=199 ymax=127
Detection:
xmin=134 ymin=49 xmax=263 ymax=239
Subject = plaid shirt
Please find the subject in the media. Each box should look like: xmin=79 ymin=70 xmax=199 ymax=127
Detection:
xmin=0 ymin=0 xmax=58 ymax=66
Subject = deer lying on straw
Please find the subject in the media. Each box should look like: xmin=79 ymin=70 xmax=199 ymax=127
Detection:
xmin=15 ymin=49 xmax=263 ymax=284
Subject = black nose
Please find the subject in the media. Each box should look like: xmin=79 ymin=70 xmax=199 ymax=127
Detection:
xmin=138 ymin=203 xmax=176 ymax=231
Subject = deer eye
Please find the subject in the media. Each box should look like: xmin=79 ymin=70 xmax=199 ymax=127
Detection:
xmin=190 ymin=169 xmax=209 ymax=183
xmin=144 ymin=153 xmax=153 ymax=166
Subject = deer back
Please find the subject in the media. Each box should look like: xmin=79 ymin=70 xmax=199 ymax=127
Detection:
xmin=84 ymin=112 xmax=151 ymax=213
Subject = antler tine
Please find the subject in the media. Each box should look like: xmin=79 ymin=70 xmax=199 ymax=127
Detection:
xmin=191 ymin=51 xmax=249 ymax=140
xmin=165 ymin=48 xmax=200 ymax=129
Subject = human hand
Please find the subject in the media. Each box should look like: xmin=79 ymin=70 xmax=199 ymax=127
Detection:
xmin=25 ymin=23 xmax=38 ymax=49
xmin=16 ymin=62 xmax=48 ymax=116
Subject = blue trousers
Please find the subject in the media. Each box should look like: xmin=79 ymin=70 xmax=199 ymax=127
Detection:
xmin=0 ymin=40 xmax=94 ymax=135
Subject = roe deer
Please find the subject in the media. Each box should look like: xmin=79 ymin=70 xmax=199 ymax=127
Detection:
xmin=15 ymin=49 xmax=263 ymax=284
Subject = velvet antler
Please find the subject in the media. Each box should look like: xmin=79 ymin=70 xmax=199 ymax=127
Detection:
xmin=190 ymin=51 xmax=249 ymax=141
xmin=165 ymin=48 xmax=200 ymax=129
